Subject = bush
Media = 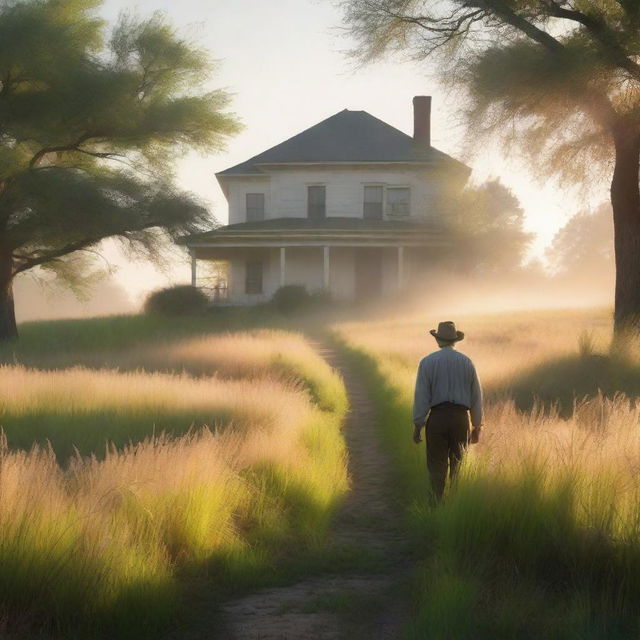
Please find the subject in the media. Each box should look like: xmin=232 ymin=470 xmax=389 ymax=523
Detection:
xmin=271 ymin=285 xmax=313 ymax=315
xmin=144 ymin=285 xmax=208 ymax=316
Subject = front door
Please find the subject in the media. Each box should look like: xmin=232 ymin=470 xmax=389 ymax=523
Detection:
xmin=354 ymin=248 xmax=383 ymax=299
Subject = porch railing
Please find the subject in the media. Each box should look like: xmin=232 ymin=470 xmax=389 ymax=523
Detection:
xmin=200 ymin=284 xmax=229 ymax=304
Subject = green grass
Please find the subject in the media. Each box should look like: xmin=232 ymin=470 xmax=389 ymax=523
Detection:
xmin=332 ymin=328 xmax=640 ymax=640
xmin=498 ymin=351 xmax=640 ymax=415
xmin=0 ymin=312 xmax=349 ymax=638
xmin=0 ymin=308 xmax=282 ymax=363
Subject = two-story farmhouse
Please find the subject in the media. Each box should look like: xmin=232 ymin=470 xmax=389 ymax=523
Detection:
xmin=180 ymin=96 xmax=470 ymax=304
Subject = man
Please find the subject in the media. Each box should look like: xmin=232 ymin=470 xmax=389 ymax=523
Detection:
xmin=412 ymin=320 xmax=483 ymax=502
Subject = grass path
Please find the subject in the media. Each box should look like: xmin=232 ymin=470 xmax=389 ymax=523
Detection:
xmin=220 ymin=339 xmax=414 ymax=639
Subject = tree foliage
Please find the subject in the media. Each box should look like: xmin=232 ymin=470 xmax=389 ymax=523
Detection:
xmin=340 ymin=0 xmax=640 ymax=331
xmin=341 ymin=0 xmax=640 ymax=183
xmin=547 ymin=203 xmax=614 ymax=276
xmin=447 ymin=178 xmax=532 ymax=272
xmin=0 ymin=0 xmax=240 ymax=338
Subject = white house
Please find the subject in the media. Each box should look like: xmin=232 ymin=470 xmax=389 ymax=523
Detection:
xmin=180 ymin=96 xmax=470 ymax=304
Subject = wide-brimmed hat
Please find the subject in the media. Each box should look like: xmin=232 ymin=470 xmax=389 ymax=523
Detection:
xmin=430 ymin=320 xmax=464 ymax=342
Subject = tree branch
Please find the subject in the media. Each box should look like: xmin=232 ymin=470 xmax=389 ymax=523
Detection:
xmin=12 ymin=221 xmax=165 ymax=275
xmin=473 ymin=0 xmax=618 ymax=127
xmin=28 ymin=134 xmax=90 ymax=169
xmin=537 ymin=0 xmax=640 ymax=81
xmin=481 ymin=0 xmax=564 ymax=53
xmin=26 ymin=132 xmax=121 ymax=169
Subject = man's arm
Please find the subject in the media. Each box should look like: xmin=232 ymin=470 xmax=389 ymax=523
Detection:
xmin=469 ymin=362 xmax=484 ymax=443
xmin=412 ymin=360 xmax=430 ymax=443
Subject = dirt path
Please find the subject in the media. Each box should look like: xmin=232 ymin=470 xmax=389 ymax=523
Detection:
xmin=221 ymin=340 xmax=414 ymax=640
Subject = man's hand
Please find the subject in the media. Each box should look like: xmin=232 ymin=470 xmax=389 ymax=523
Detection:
xmin=470 ymin=426 xmax=482 ymax=444
xmin=413 ymin=425 xmax=423 ymax=444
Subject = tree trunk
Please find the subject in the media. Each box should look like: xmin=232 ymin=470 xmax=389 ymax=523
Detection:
xmin=611 ymin=126 xmax=640 ymax=336
xmin=0 ymin=249 xmax=17 ymax=342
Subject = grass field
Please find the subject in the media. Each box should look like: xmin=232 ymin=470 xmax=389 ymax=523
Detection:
xmin=0 ymin=315 xmax=348 ymax=638
xmin=5 ymin=306 xmax=640 ymax=638
xmin=334 ymin=308 xmax=640 ymax=639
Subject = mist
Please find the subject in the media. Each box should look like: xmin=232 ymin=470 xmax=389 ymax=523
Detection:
xmin=14 ymin=274 xmax=136 ymax=323
xmin=395 ymin=266 xmax=614 ymax=320
xmin=400 ymin=203 xmax=616 ymax=319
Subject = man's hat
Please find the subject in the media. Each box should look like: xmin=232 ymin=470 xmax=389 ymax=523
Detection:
xmin=430 ymin=320 xmax=464 ymax=342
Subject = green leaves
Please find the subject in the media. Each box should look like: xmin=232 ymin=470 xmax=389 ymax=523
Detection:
xmin=444 ymin=179 xmax=533 ymax=272
xmin=6 ymin=167 xmax=209 ymax=262
xmin=0 ymin=0 xmax=240 ymax=291
xmin=340 ymin=0 xmax=640 ymax=184
xmin=111 ymin=13 xmax=210 ymax=95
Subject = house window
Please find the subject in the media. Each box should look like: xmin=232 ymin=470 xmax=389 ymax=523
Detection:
xmin=245 ymin=261 xmax=263 ymax=294
xmin=246 ymin=193 xmax=265 ymax=222
xmin=307 ymin=185 xmax=326 ymax=219
xmin=387 ymin=187 xmax=410 ymax=216
xmin=363 ymin=186 xmax=383 ymax=220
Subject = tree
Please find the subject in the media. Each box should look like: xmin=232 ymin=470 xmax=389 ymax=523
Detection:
xmin=0 ymin=0 xmax=241 ymax=341
xmin=340 ymin=0 xmax=640 ymax=333
xmin=547 ymin=203 xmax=614 ymax=277
xmin=446 ymin=179 xmax=532 ymax=273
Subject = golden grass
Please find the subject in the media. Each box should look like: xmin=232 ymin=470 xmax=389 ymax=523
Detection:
xmin=338 ymin=307 xmax=613 ymax=389
xmin=1 ymin=365 xmax=306 ymax=426
xmin=334 ymin=307 xmax=640 ymax=637
xmin=0 ymin=326 xmax=348 ymax=635
xmin=333 ymin=306 xmax=635 ymax=510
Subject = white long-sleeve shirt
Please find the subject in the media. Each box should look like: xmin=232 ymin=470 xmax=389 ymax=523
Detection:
xmin=412 ymin=346 xmax=483 ymax=427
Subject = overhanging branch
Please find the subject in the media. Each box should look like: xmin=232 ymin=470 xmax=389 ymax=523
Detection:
xmin=11 ymin=221 xmax=165 ymax=275
xmin=27 ymin=132 xmax=121 ymax=169
xmin=537 ymin=0 xmax=640 ymax=82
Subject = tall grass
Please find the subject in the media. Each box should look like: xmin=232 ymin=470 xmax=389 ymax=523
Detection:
xmin=334 ymin=308 xmax=640 ymax=638
xmin=0 ymin=309 xmax=281 ymax=363
xmin=0 ymin=323 xmax=348 ymax=637
xmin=0 ymin=365 xmax=310 ymax=459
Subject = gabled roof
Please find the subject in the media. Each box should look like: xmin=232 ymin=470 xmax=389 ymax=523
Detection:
xmin=217 ymin=109 xmax=469 ymax=176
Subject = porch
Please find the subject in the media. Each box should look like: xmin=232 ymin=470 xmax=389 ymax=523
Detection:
xmin=182 ymin=218 xmax=450 ymax=305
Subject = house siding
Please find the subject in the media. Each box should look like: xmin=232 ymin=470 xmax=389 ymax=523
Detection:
xmin=225 ymin=177 xmax=272 ymax=226
xmin=223 ymin=167 xmax=443 ymax=225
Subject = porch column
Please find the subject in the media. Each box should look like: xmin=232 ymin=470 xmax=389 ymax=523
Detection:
xmin=280 ymin=247 xmax=286 ymax=288
xmin=190 ymin=249 xmax=197 ymax=287
xmin=397 ymin=246 xmax=404 ymax=289
xmin=323 ymin=246 xmax=330 ymax=290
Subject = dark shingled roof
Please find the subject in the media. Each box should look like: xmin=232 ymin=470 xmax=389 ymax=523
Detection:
xmin=217 ymin=109 xmax=469 ymax=175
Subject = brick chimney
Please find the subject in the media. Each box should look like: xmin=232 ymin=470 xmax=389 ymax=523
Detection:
xmin=413 ymin=95 xmax=431 ymax=146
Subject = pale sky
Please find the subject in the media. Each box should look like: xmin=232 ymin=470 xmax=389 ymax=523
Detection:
xmin=96 ymin=0 xmax=606 ymax=306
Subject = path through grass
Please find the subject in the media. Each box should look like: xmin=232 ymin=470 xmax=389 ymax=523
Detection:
xmin=217 ymin=338 xmax=414 ymax=640
xmin=333 ymin=309 xmax=640 ymax=639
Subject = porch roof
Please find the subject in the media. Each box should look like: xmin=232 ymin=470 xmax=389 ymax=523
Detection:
xmin=180 ymin=217 xmax=450 ymax=248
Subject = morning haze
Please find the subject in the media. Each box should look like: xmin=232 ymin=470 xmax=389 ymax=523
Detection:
xmin=17 ymin=0 xmax=601 ymax=320
xmin=2 ymin=1 xmax=636 ymax=638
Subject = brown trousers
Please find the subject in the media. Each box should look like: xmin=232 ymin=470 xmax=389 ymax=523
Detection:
xmin=425 ymin=405 xmax=470 ymax=501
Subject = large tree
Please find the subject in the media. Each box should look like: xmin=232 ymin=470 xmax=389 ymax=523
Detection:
xmin=447 ymin=178 xmax=532 ymax=273
xmin=547 ymin=203 xmax=614 ymax=277
xmin=340 ymin=0 xmax=640 ymax=333
xmin=0 ymin=0 xmax=240 ymax=340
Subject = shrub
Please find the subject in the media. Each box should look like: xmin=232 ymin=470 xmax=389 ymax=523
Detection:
xmin=271 ymin=285 xmax=312 ymax=315
xmin=144 ymin=285 xmax=208 ymax=316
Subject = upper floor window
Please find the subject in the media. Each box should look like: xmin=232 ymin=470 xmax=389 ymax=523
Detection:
xmin=363 ymin=186 xmax=383 ymax=220
xmin=307 ymin=185 xmax=326 ymax=219
xmin=387 ymin=187 xmax=410 ymax=216
xmin=245 ymin=260 xmax=263 ymax=294
xmin=246 ymin=193 xmax=265 ymax=222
